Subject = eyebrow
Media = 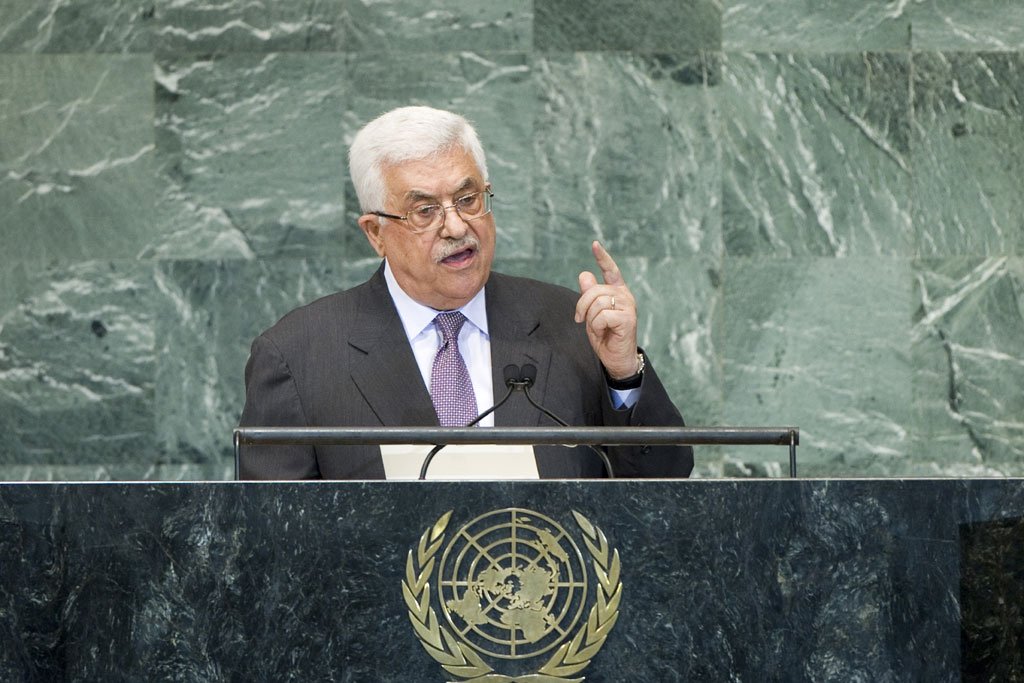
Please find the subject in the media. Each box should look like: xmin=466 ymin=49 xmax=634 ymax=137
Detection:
xmin=403 ymin=177 xmax=479 ymax=203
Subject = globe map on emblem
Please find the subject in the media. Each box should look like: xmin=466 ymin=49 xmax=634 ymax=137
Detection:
xmin=437 ymin=508 xmax=589 ymax=659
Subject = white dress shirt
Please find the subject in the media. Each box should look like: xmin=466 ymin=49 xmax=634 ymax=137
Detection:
xmin=384 ymin=261 xmax=495 ymax=425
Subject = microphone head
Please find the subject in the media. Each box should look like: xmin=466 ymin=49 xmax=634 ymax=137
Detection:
xmin=503 ymin=364 xmax=521 ymax=386
xmin=521 ymin=364 xmax=537 ymax=387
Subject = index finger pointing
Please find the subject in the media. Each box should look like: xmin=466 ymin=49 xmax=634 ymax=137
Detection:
xmin=591 ymin=240 xmax=625 ymax=286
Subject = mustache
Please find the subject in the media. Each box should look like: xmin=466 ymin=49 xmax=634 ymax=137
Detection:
xmin=434 ymin=235 xmax=480 ymax=262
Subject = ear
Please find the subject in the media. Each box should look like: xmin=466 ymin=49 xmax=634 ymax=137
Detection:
xmin=358 ymin=214 xmax=386 ymax=257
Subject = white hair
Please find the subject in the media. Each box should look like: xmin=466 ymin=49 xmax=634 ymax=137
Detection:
xmin=348 ymin=106 xmax=489 ymax=213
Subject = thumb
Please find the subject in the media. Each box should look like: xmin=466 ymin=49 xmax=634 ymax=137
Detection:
xmin=578 ymin=270 xmax=598 ymax=293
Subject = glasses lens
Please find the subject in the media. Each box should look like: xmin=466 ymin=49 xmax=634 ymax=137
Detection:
xmin=407 ymin=204 xmax=442 ymax=231
xmin=455 ymin=191 xmax=491 ymax=220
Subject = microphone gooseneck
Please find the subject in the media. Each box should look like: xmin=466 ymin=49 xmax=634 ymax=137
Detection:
xmin=518 ymin=365 xmax=615 ymax=479
xmin=418 ymin=363 xmax=617 ymax=480
xmin=417 ymin=365 xmax=522 ymax=480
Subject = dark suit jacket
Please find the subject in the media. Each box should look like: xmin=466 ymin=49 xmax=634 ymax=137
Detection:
xmin=239 ymin=265 xmax=694 ymax=479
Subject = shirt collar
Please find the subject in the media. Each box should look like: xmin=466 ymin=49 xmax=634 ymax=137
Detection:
xmin=383 ymin=259 xmax=489 ymax=341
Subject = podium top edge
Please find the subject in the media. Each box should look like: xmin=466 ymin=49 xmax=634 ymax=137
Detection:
xmin=233 ymin=426 xmax=801 ymax=447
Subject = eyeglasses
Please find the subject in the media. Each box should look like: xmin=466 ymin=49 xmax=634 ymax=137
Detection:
xmin=371 ymin=188 xmax=494 ymax=234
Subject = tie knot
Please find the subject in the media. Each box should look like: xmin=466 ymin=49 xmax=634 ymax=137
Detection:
xmin=434 ymin=311 xmax=467 ymax=343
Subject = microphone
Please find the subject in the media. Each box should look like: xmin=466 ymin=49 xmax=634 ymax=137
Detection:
xmin=505 ymin=363 xmax=533 ymax=391
xmin=466 ymin=364 xmax=523 ymax=428
xmin=417 ymin=364 xmax=617 ymax=480
xmin=417 ymin=365 xmax=527 ymax=480
xmin=502 ymin=363 xmax=523 ymax=389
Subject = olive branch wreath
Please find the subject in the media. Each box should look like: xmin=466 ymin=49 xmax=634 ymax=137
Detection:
xmin=402 ymin=510 xmax=622 ymax=683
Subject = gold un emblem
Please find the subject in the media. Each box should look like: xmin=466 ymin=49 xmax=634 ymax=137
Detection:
xmin=403 ymin=508 xmax=622 ymax=682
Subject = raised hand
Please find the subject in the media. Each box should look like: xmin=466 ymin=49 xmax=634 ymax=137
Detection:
xmin=575 ymin=241 xmax=641 ymax=380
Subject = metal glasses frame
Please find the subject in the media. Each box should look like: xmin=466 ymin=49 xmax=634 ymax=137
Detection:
xmin=371 ymin=189 xmax=494 ymax=234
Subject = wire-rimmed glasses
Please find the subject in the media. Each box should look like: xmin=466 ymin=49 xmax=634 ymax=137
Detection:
xmin=371 ymin=188 xmax=494 ymax=234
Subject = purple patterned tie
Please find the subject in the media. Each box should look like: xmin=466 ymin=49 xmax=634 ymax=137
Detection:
xmin=430 ymin=311 xmax=478 ymax=427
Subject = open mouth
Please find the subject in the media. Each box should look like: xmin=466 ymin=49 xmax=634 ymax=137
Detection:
xmin=440 ymin=246 xmax=476 ymax=266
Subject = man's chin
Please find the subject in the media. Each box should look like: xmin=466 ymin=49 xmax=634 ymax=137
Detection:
xmin=432 ymin=269 xmax=491 ymax=308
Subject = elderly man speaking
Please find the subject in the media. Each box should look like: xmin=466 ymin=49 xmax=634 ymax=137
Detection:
xmin=239 ymin=106 xmax=693 ymax=479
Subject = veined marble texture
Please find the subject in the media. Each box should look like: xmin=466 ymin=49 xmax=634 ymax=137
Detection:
xmin=345 ymin=0 xmax=532 ymax=52
xmin=0 ymin=0 xmax=534 ymax=54
xmin=912 ymin=52 xmax=1024 ymax=257
xmin=912 ymin=258 xmax=1024 ymax=475
xmin=156 ymin=0 xmax=345 ymax=52
xmin=723 ymin=0 xmax=912 ymax=51
xmin=8 ymin=0 xmax=1019 ymax=56
xmin=721 ymin=53 xmax=913 ymax=257
xmin=534 ymin=53 xmax=721 ymax=260
xmin=0 ymin=55 xmax=157 ymax=268
xmin=0 ymin=0 xmax=153 ymax=53
xmin=158 ymin=0 xmax=533 ymax=53
xmin=911 ymin=0 xmax=1024 ymax=50
xmin=535 ymin=0 xmax=721 ymax=51
xmin=0 ymin=261 xmax=157 ymax=465
xmin=0 ymin=261 xmax=29 ymax=320
xmin=152 ymin=53 xmax=349 ymax=260
xmin=724 ymin=0 xmax=1024 ymax=52
xmin=0 ymin=462 xmax=231 ymax=482
xmin=723 ymin=257 xmax=913 ymax=477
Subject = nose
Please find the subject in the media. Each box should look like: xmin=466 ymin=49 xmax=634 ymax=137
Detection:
xmin=438 ymin=204 xmax=470 ymax=239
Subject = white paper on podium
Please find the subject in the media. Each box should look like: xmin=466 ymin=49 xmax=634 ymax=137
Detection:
xmin=380 ymin=444 xmax=539 ymax=480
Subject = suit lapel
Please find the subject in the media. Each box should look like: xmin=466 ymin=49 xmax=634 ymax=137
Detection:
xmin=348 ymin=268 xmax=438 ymax=427
xmin=486 ymin=274 xmax=552 ymax=428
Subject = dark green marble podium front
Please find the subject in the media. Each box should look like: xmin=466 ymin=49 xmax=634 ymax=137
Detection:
xmin=1 ymin=479 xmax=1022 ymax=681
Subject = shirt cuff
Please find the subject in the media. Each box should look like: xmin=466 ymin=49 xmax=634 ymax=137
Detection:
xmin=609 ymin=386 xmax=641 ymax=410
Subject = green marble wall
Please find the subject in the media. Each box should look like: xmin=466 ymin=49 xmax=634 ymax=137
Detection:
xmin=1 ymin=1 xmax=1021 ymax=480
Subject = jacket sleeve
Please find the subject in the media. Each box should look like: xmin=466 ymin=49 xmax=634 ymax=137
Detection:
xmin=600 ymin=354 xmax=694 ymax=478
xmin=238 ymin=334 xmax=321 ymax=480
